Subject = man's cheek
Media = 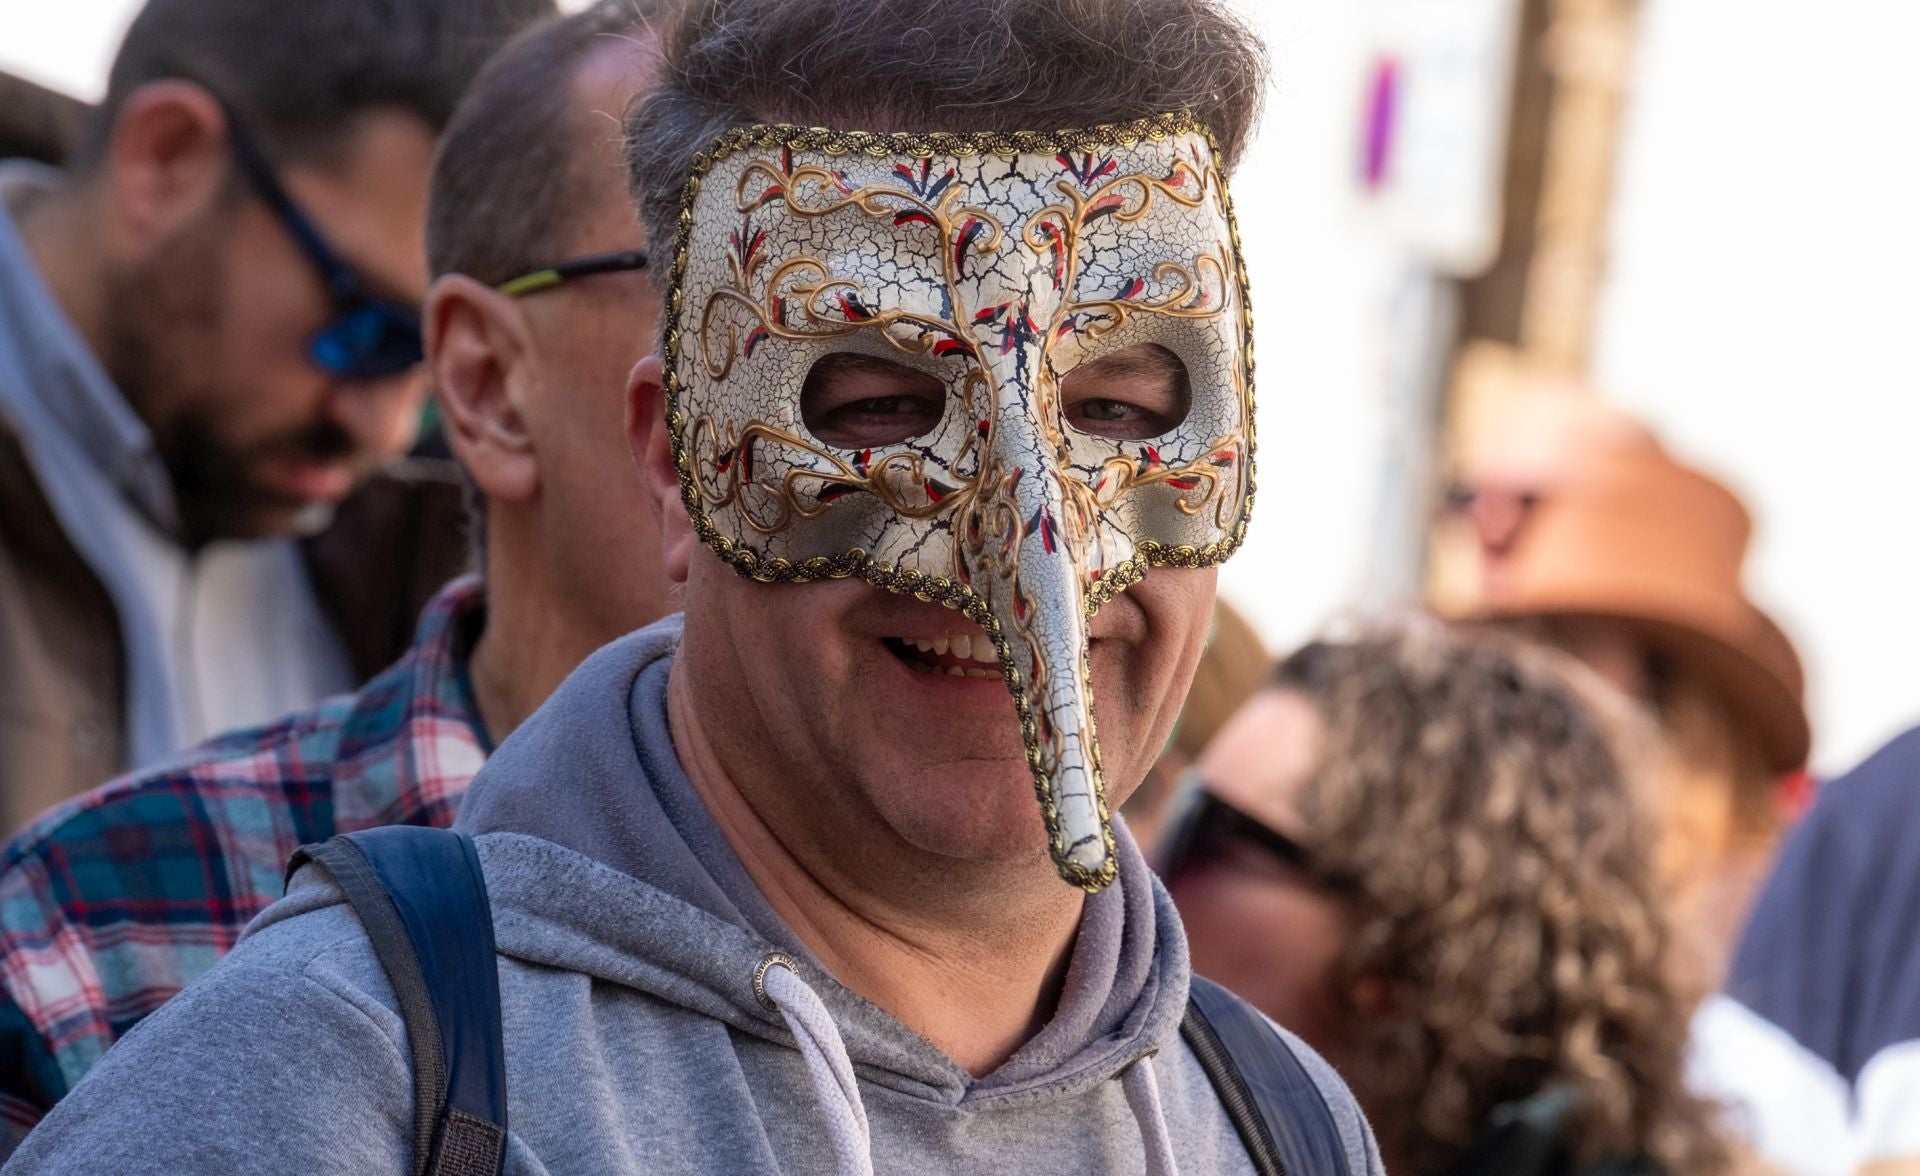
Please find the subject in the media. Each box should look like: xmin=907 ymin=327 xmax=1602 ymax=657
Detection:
xmin=1090 ymin=642 xmax=1160 ymax=757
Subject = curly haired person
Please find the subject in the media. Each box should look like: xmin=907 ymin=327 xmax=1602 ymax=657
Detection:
xmin=1164 ymin=624 xmax=1733 ymax=1176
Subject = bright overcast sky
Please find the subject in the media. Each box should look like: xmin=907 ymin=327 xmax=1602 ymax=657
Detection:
xmin=0 ymin=0 xmax=599 ymax=99
xmin=2 ymin=3 xmax=144 ymax=99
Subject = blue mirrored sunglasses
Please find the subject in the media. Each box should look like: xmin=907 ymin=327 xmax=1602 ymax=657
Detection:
xmin=222 ymin=105 xmax=423 ymax=382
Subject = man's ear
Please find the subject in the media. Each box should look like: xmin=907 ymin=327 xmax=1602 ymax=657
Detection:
xmin=427 ymin=274 xmax=539 ymax=505
xmin=1348 ymin=975 xmax=1395 ymax=1018
xmin=101 ymin=81 xmax=232 ymax=247
xmin=626 ymin=354 xmax=695 ymax=586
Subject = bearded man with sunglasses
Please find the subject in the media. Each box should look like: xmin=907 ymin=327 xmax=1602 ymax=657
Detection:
xmin=0 ymin=4 xmax=674 ymax=1157
xmin=0 ymin=0 xmax=554 ymax=824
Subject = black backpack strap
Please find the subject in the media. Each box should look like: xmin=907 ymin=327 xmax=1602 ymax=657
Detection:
xmin=289 ymin=827 xmax=508 ymax=1176
xmin=1184 ymin=974 xmax=1351 ymax=1176
xmin=1440 ymin=1086 xmax=1575 ymax=1176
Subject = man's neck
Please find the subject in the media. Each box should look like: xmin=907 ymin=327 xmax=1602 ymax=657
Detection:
xmin=468 ymin=520 xmax=622 ymax=745
xmin=12 ymin=180 xmax=109 ymax=363
xmin=664 ymin=660 xmax=1086 ymax=1077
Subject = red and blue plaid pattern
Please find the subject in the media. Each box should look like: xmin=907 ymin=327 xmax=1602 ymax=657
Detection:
xmin=0 ymin=577 xmax=488 ymax=1155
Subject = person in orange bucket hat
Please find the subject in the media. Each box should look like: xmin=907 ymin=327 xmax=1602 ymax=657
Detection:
xmin=1432 ymin=394 xmax=1811 ymax=989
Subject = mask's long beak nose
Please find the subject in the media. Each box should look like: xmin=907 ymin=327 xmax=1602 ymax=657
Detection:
xmin=957 ymin=404 xmax=1116 ymax=892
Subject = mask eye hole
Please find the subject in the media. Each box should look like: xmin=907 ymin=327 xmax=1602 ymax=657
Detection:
xmin=801 ymin=352 xmax=946 ymax=449
xmin=1060 ymin=343 xmax=1192 ymax=441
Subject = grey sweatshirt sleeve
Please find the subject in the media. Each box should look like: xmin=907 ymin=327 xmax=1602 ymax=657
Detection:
xmin=1 ymin=911 xmax=414 ymax=1174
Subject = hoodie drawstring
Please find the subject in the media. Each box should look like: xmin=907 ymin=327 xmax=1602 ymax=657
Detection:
xmin=1122 ymin=1054 xmax=1183 ymax=1176
xmin=754 ymin=953 xmax=1182 ymax=1176
xmin=756 ymin=953 xmax=875 ymax=1176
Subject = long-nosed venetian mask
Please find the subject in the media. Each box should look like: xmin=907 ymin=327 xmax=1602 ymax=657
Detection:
xmin=661 ymin=113 xmax=1254 ymax=891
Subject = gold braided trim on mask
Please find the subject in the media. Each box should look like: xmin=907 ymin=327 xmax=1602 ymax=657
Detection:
xmin=659 ymin=111 xmax=1258 ymax=891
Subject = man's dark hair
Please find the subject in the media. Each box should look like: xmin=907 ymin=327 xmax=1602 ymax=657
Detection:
xmin=75 ymin=0 xmax=558 ymax=167
xmin=624 ymin=0 xmax=1268 ymax=273
xmin=428 ymin=1 xmax=658 ymax=284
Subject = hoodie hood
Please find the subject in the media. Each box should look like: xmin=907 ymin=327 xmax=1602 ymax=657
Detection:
xmin=451 ymin=615 xmax=1190 ymax=1108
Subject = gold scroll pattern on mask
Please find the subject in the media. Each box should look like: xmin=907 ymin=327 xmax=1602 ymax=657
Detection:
xmin=686 ymin=146 xmax=1246 ymax=566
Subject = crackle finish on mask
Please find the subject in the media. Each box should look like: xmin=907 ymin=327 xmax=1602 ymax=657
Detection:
xmin=661 ymin=113 xmax=1255 ymax=891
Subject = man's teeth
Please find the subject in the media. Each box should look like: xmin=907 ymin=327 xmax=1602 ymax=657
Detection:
xmin=908 ymin=635 xmax=998 ymax=664
xmin=904 ymin=632 xmax=1000 ymax=677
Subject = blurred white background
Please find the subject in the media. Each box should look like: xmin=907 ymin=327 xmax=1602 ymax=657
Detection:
xmin=1228 ymin=0 xmax=1920 ymax=776
xmin=1594 ymin=0 xmax=1920 ymax=774
xmin=7 ymin=0 xmax=1920 ymax=774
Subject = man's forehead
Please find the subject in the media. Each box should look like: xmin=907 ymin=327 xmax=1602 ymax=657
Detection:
xmin=282 ymin=109 xmax=439 ymax=304
xmin=560 ymin=39 xmax=661 ymax=257
xmin=571 ymin=33 xmax=662 ymax=175
xmin=499 ymin=31 xmax=657 ymax=276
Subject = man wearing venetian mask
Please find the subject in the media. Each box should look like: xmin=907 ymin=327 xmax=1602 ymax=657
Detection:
xmin=2 ymin=1 xmax=1383 ymax=1172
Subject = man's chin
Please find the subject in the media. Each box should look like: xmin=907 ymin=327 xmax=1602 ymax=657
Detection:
xmin=178 ymin=491 xmax=338 ymax=544
xmin=866 ymin=755 xmax=1061 ymax=865
xmin=282 ymin=498 xmax=340 ymax=538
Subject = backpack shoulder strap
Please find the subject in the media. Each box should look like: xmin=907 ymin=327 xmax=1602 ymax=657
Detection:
xmin=290 ymin=826 xmax=507 ymax=1176
xmin=1183 ymin=974 xmax=1352 ymax=1176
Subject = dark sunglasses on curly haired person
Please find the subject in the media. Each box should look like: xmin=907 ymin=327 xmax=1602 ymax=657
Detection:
xmin=221 ymin=105 xmax=425 ymax=382
xmin=1157 ymin=776 xmax=1353 ymax=893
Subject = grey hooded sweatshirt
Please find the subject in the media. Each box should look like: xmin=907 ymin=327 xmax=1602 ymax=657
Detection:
xmin=4 ymin=616 xmax=1382 ymax=1175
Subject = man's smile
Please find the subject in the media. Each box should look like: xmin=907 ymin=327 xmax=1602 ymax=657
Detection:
xmin=881 ymin=628 xmax=1002 ymax=680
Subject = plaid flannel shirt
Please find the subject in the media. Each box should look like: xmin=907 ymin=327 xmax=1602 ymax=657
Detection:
xmin=0 ymin=576 xmax=489 ymax=1156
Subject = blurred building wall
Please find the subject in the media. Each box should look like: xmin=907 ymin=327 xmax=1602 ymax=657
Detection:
xmin=1229 ymin=0 xmax=1920 ymax=777
xmin=1595 ymin=0 xmax=1920 ymax=773
xmin=1215 ymin=1 xmax=1410 ymax=660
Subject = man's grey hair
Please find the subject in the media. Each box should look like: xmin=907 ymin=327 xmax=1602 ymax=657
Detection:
xmin=623 ymin=0 xmax=1268 ymax=283
xmin=427 ymin=0 xmax=663 ymax=284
